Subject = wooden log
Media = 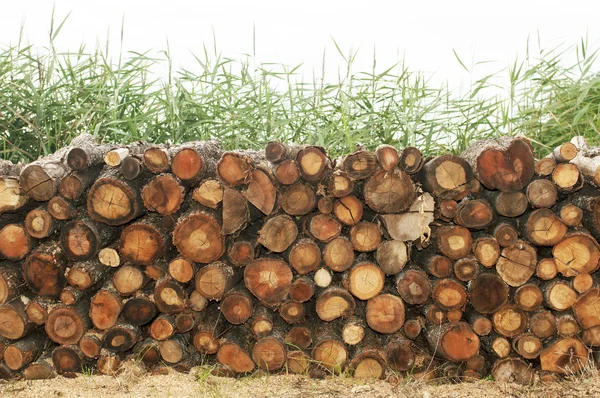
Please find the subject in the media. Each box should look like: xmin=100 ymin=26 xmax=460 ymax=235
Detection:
xmin=348 ymin=335 xmax=386 ymax=379
xmin=496 ymin=240 xmax=537 ymax=287
xmin=296 ymin=146 xmax=331 ymax=183
xmin=133 ymin=338 xmax=161 ymax=365
xmin=375 ymin=240 xmax=408 ymax=275
xmin=468 ymin=273 xmax=509 ymax=314
xmin=250 ymin=305 xmax=274 ymax=339
xmin=492 ymin=304 xmax=527 ymax=338
xmin=306 ymin=214 xmax=342 ymax=242
xmin=395 ymin=269 xmax=431 ymax=305
xmin=493 ymin=221 xmax=519 ymax=247
xmin=484 ymin=191 xmax=527 ymax=218
xmin=491 ymin=357 xmax=535 ymax=385
xmin=468 ymin=314 xmax=492 ymax=336
xmin=103 ymin=322 xmax=140 ymax=352
xmin=274 ymin=160 xmax=300 ymax=185
xmin=0 ymin=223 xmax=31 ymax=261
xmin=526 ymin=179 xmax=558 ymax=208
xmin=461 ymin=137 xmax=535 ymax=192
xmin=22 ymin=241 xmax=67 ymax=297
xmin=143 ymin=146 xmax=171 ymax=174
xmin=514 ymin=283 xmax=543 ymax=312
xmin=141 ymin=174 xmax=185 ymax=215
xmin=192 ymin=305 xmax=224 ymax=354
xmin=67 ymin=260 xmax=109 ymax=291
xmin=59 ymin=286 xmax=87 ymax=305
xmin=432 ymin=278 xmax=468 ymax=311
xmin=60 ymin=216 xmax=115 ymax=261
xmin=341 ymin=148 xmax=377 ymax=180
xmin=530 ymin=309 xmax=557 ymax=338
xmin=453 ymin=256 xmax=479 ymax=282
xmin=573 ymin=273 xmax=594 ymax=294
xmin=333 ymin=195 xmax=363 ymax=226
xmin=154 ymin=277 xmax=187 ymax=314
xmin=97 ymin=350 xmax=120 ymax=375
xmin=286 ymin=350 xmax=310 ymax=374
xmin=349 ymin=222 xmax=382 ymax=252
xmin=79 ymin=329 xmax=105 ymax=359
xmin=252 ymin=332 xmax=287 ymax=371
xmin=553 ymin=233 xmax=600 ymax=276
xmin=279 ymin=300 xmax=305 ymax=324
xmin=375 ymin=144 xmax=400 ymax=172
xmin=23 ymin=354 xmax=56 ymax=380
xmin=327 ymin=170 xmax=354 ymax=198
xmin=512 ymin=333 xmax=543 ymax=359
xmin=426 ymin=322 xmax=480 ymax=362
xmin=65 ymin=135 xmax=106 ymax=170
xmin=220 ymin=285 xmax=253 ymax=325
xmin=159 ymin=334 xmax=192 ymax=364
xmin=454 ymin=199 xmax=495 ymax=229
xmin=540 ymin=337 xmax=588 ymax=375
xmin=280 ymin=182 xmax=315 ymax=216
xmin=171 ymin=141 xmax=219 ymax=185
xmin=559 ymin=203 xmax=584 ymax=227
xmin=556 ymin=313 xmax=581 ymax=338
xmin=19 ymin=149 xmax=69 ymax=201
xmin=316 ymin=285 xmax=355 ymax=322
xmin=175 ymin=310 xmax=201 ymax=333
xmin=552 ymin=163 xmax=583 ymax=193
xmin=419 ymin=154 xmax=476 ymax=199
xmin=570 ymin=136 xmax=600 ymax=186
xmin=51 ymin=345 xmax=86 ymax=375
xmin=521 ymin=209 xmax=567 ymax=247
xmin=311 ymin=322 xmax=348 ymax=374
xmin=192 ymin=179 xmax=223 ymax=209
xmin=121 ymin=289 xmax=158 ymax=326
xmin=149 ymin=314 xmax=176 ymax=341
xmin=195 ymin=261 xmax=241 ymax=301
xmin=398 ymin=146 xmax=424 ymax=174
xmin=216 ymin=326 xmax=255 ymax=373
xmin=285 ymin=324 xmax=312 ymax=350
xmin=364 ymin=168 xmax=416 ymax=212
xmin=227 ymin=240 xmax=257 ymax=268
xmin=289 ymin=276 xmax=315 ymax=303
xmin=221 ymin=187 xmax=250 ymax=235
xmin=572 ymin=195 xmax=600 ymax=239
xmin=258 ymin=214 xmax=298 ymax=252
xmin=341 ymin=315 xmax=366 ymax=346
xmin=112 ymin=264 xmax=147 ymax=296
xmin=167 ymin=257 xmax=195 ymax=284
xmin=314 ymin=268 xmax=333 ymax=288
xmin=89 ymin=282 xmax=122 ymax=330
xmin=0 ymin=263 xmax=25 ymax=305
xmin=0 ymin=174 xmax=29 ymax=215
xmin=98 ymin=245 xmax=120 ymax=268
xmin=482 ymin=335 xmax=511 ymax=358
xmin=536 ymin=258 xmax=558 ymax=280
xmin=24 ymin=207 xmax=56 ymax=239
xmin=366 ymin=293 xmax=405 ymax=334
xmin=45 ymin=300 xmax=92 ymax=345
xmin=173 ymin=210 xmax=225 ymax=263
xmin=87 ymin=167 xmax=144 ymax=226
xmin=244 ymin=257 xmax=293 ymax=309
xmin=120 ymin=156 xmax=146 ymax=180
xmin=288 ymin=238 xmax=321 ymax=275
xmin=3 ymin=332 xmax=47 ymax=371
xmin=385 ymin=337 xmax=415 ymax=371
xmin=323 ymin=237 xmax=355 ymax=272
xmin=318 ymin=197 xmax=334 ymax=214
xmin=545 ymin=280 xmax=578 ymax=311
xmin=415 ymin=253 xmax=453 ymax=278
xmin=435 ymin=225 xmax=472 ymax=260
xmin=265 ymin=142 xmax=300 ymax=163
xmin=346 ymin=261 xmax=385 ymax=300
xmin=243 ymin=168 xmax=277 ymax=216
xmin=25 ymin=297 xmax=56 ymax=326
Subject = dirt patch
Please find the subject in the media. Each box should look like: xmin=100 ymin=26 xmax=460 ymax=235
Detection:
xmin=2 ymin=363 xmax=600 ymax=398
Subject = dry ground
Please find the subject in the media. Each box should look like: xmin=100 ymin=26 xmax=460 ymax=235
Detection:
xmin=2 ymin=363 xmax=600 ymax=398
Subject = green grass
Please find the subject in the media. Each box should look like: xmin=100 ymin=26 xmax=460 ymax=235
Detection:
xmin=1 ymin=14 xmax=599 ymax=162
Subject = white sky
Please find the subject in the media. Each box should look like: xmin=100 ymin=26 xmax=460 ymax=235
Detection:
xmin=1 ymin=0 xmax=600 ymax=93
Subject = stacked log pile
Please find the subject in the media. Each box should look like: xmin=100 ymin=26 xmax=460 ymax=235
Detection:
xmin=0 ymin=134 xmax=600 ymax=384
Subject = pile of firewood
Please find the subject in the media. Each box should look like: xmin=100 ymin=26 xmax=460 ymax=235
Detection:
xmin=0 ymin=134 xmax=600 ymax=384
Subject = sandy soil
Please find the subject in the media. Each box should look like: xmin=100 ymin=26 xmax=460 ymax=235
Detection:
xmin=2 ymin=364 xmax=600 ymax=398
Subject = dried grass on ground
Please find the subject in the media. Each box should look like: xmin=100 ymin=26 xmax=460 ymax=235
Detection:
xmin=1 ymin=362 xmax=600 ymax=398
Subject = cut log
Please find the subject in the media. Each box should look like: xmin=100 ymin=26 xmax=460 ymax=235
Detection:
xmin=395 ymin=269 xmax=431 ymax=305
xmin=472 ymin=237 xmax=500 ymax=268
xmin=0 ymin=176 xmax=29 ymax=214
xmin=399 ymin=146 xmax=424 ymax=174
xmin=453 ymin=257 xmax=479 ymax=282
xmin=296 ymin=146 xmax=331 ymax=183
xmin=274 ymin=159 xmax=300 ymax=186
xmin=316 ymin=285 xmax=355 ymax=322
xmin=286 ymin=350 xmax=310 ymax=374
xmin=311 ymin=322 xmax=348 ymax=374
xmin=341 ymin=149 xmax=377 ymax=180
xmin=244 ymin=258 xmax=293 ymax=308
xmin=154 ymin=277 xmax=187 ymax=314
xmin=491 ymin=357 xmax=535 ymax=385
xmin=317 ymin=197 xmax=334 ymax=214
xmin=540 ymin=337 xmax=588 ymax=375
xmin=45 ymin=300 xmax=92 ymax=345
xmin=52 ymin=345 xmax=86 ymax=375
xmin=23 ymin=354 xmax=56 ymax=380
xmin=468 ymin=273 xmax=509 ymax=314
xmin=374 ymin=240 xmax=408 ymax=275
xmin=220 ymin=286 xmax=253 ymax=325
xmin=545 ymin=280 xmax=578 ymax=311
xmin=385 ymin=337 xmax=415 ymax=371
xmin=496 ymin=240 xmax=537 ymax=287
xmin=258 ymin=214 xmax=298 ymax=252
xmin=553 ymin=233 xmax=600 ymax=276
xmin=492 ymin=304 xmax=527 ymax=338
xmin=216 ymin=326 xmax=255 ymax=373
xmin=573 ymin=288 xmax=600 ymax=329
xmin=159 ymin=334 xmax=192 ymax=364
xmin=141 ymin=174 xmax=185 ymax=215
xmin=559 ymin=203 xmax=584 ymax=227
xmin=195 ymin=262 xmax=241 ymax=301
xmin=173 ymin=211 xmax=225 ymax=263
xmin=327 ymin=171 xmax=354 ymax=198
xmin=364 ymin=168 xmax=416 ymax=212
xmin=79 ymin=329 xmax=105 ymax=359
xmin=417 ymin=254 xmax=453 ymax=278
xmin=349 ymin=222 xmax=382 ymax=252
xmin=419 ymin=154 xmax=476 ymax=199
xmin=252 ymin=332 xmax=287 ymax=371
xmin=87 ymin=167 xmax=144 ymax=226
xmin=98 ymin=246 xmax=120 ymax=268
xmin=552 ymin=163 xmax=583 ymax=193
xmin=192 ymin=179 xmax=223 ymax=209
xmin=526 ymin=179 xmax=557 ymax=208
xmin=288 ymin=238 xmax=321 ymax=275
xmin=24 ymin=207 xmax=56 ymax=239
xmin=346 ymin=262 xmax=385 ymax=300
xmin=61 ymin=216 xmax=115 ymax=261
xmin=365 ymin=293 xmax=405 ymax=334
xmin=47 ymin=196 xmax=77 ymax=220
xmin=461 ymin=137 xmax=535 ymax=192
xmin=333 ymin=195 xmax=363 ymax=226
xmin=67 ymin=258 xmax=110 ymax=291
xmin=426 ymin=322 xmax=480 ymax=362
xmin=375 ymin=144 xmax=399 ymax=172
xmin=454 ymin=199 xmax=495 ymax=229
xmin=22 ymin=242 xmax=67 ymax=297
xmin=285 ymin=324 xmax=312 ymax=350
xmin=485 ymin=191 xmax=527 ymax=218
xmin=89 ymin=283 xmax=122 ymax=330
xmin=0 ymin=263 xmax=25 ymax=305
xmin=556 ymin=314 xmax=581 ymax=338
xmin=522 ymin=209 xmax=567 ymax=247
xmin=289 ymin=276 xmax=315 ymax=303
xmin=59 ymin=170 xmax=97 ymax=200
xmin=280 ymin=183 xmax=316 ymax=216
xmin=314 ymin=268 xmax=333 ymax=288
xmin=221 ymin=187 xmax=250 ymax=235
xmin=250 ymin=305 xmax=274 ymax=339
xmin=493 ymin=222 xmax=519 ymax=247
xmin=112 ymin=264 xmax=147 ymax=296
xmin=192 ymin=305 xmax=224 ymax=354
xmin=530 ymin=310 xmax=557 ymax=338
xmin=514 ymin=283 xmax=543 ymax=312
xmin=0 ymin=296 xmax=35 ymax=339
xmin=573 ymin=273 xmax=594 ymax=294
xmin=121 ymin=290 xmax=158 ymax=326
xmin=435 ymin=225 xmax=472 ymax=260
xmin=307 ymin=214 xmax=341 ymax=242
xmin=243 ymin=168 xmax=277 ymax=215
xmin=19 ymin=152 xmax=69 ymax=201
xmin=149 ymin=315 xmax=176 ymax=341
xmin=536 ymin=258 xmax=558 ymax=280
xmin=513 ymin=333 xmax=543 ymax=359
xmin=432 ymin=278 xmax=468 ymax=311
xmin=0 ymin=224 xmax=31 ymax=261
xmin=227 ymin=240 xmax=257 ymax=268
xmin=171 ymin=141 xmax=219 ymax=184
xmin=323 ymin=237 xmax=355 ymax=272
xmin=342 ymin=316 xmax=366 ymax=346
